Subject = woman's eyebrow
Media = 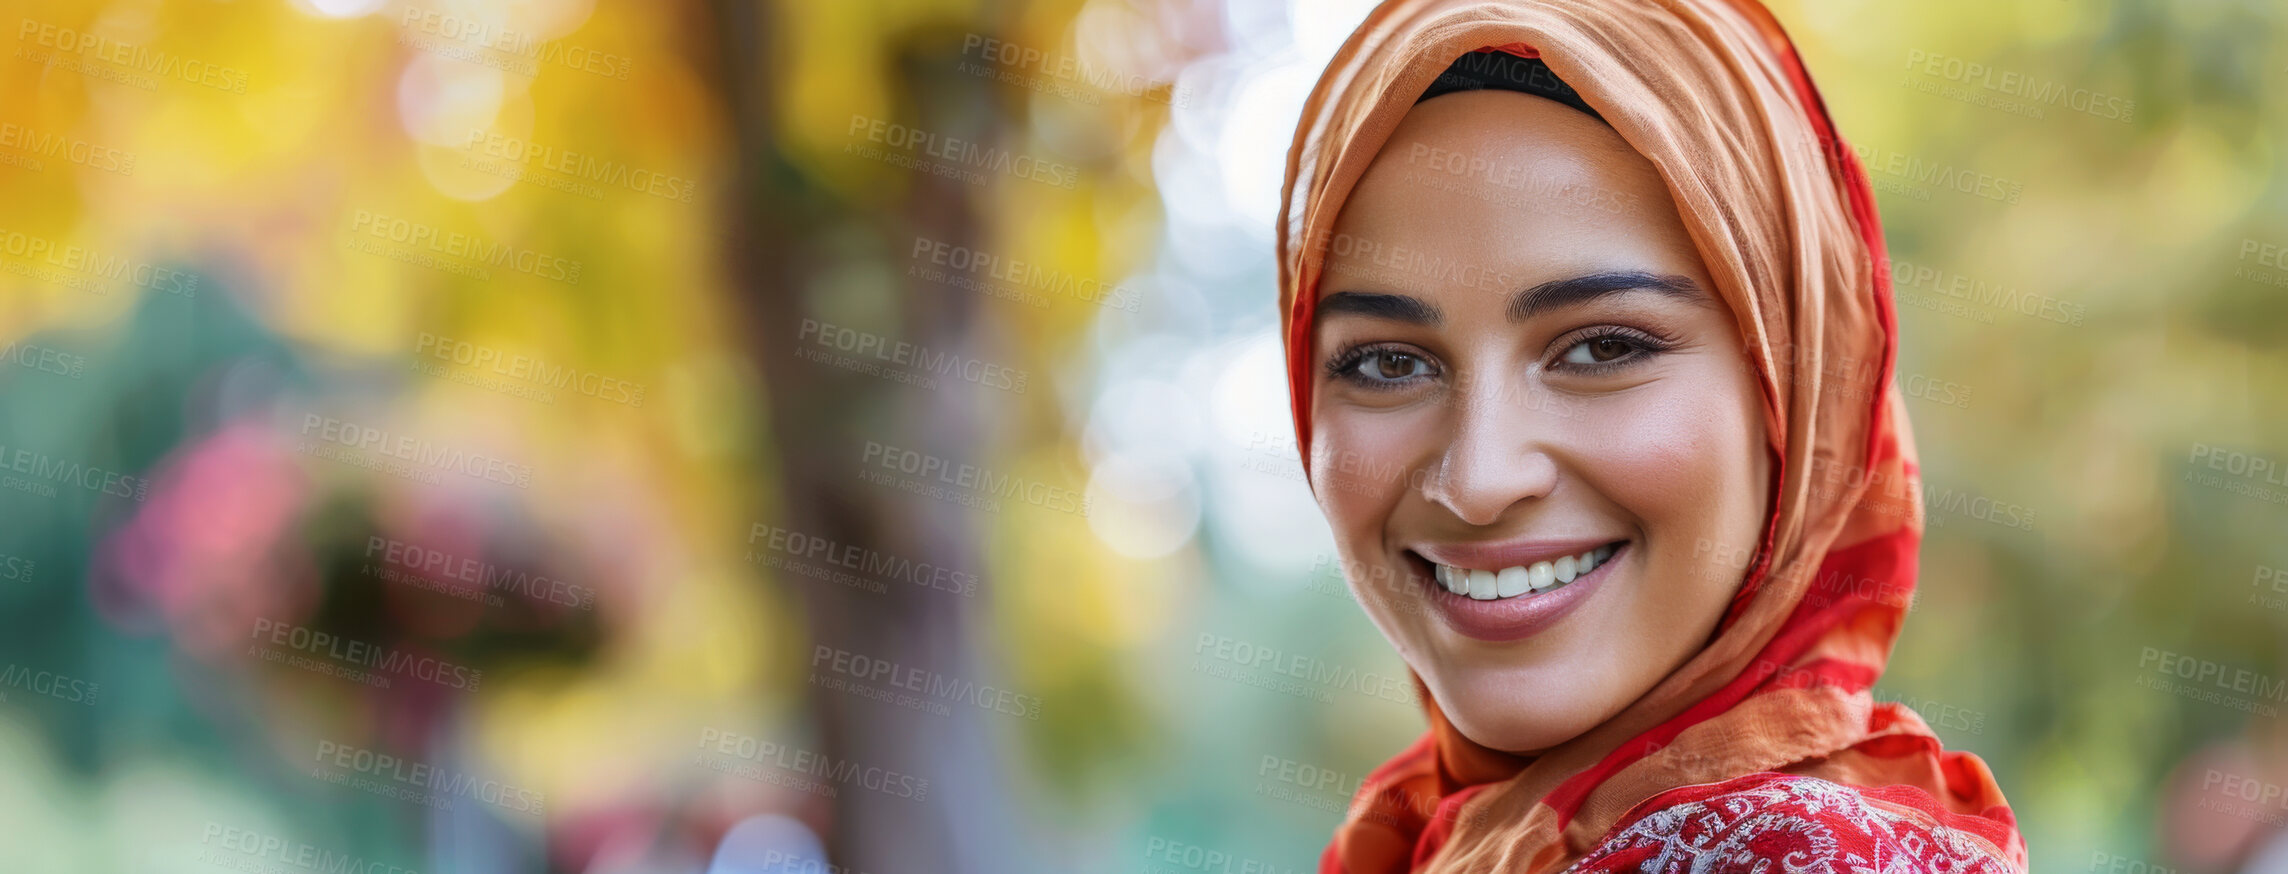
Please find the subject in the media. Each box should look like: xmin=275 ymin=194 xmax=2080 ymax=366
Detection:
xmin=1507 ymin=272 xmax=1710 ymax=321
xmin=1316 ymin=291 xmax=1442 ymax=326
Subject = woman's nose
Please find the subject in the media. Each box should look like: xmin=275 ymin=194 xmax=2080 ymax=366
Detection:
xmin=1418 ymin=378 xmax=1561 ymax=527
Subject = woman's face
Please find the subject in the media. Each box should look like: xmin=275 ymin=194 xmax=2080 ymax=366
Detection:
xmin=1309 ymin=90 xmax=1772 ymax=754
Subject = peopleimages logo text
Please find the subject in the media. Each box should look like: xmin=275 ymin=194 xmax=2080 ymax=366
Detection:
xmin=414 ymin=332 xmax=646 ymax=407
xmin=347 ymin=210 xmax=582 ymax=284
xmin=0 ymin=442 xmax=146 ymax=500
xmin=364 ymin=535 xmax=594 ymax=609
xmin=252 ymin=618 xmax=483 ymax=691
xmin=811 ymin=644 xmax=1043 ymax=719
xmin=299 ymin=414 xmax=535 ymax=489
xmin=314 ymin=740 xmax=544 ymax=814
xmin=859 ymin=441 xmax=1088 ymax=516
xmin=17 ymin=18 xmax=251 ymax=92
xmin=798 ymin=318 xmax=1030 ymax=393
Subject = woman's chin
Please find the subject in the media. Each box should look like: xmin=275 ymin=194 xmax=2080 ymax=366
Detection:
xmin=1423 ymin=667 xmax=1617 ymax=754
xmin=1443 ymin=709 xmax=1599 ymax=757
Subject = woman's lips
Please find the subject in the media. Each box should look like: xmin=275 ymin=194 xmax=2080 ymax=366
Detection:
xmin=1406 ymin=540 xmax=1629 ymax=642
xmin=1414 ymin=537 xmax=1615 ymax=574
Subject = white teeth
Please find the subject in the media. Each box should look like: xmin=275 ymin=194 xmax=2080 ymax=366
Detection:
xmin=1528 ymin=561 xmax=1556 ymax=591
xmin=1431 ymin=543 xmax=1621 ymax=601
xmin=1467 ymin=569 xmax=1497 ymax=600
xmin=1495 ymin=566 xmax=1530 ymax=598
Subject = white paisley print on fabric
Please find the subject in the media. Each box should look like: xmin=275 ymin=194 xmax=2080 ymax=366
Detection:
xmin=1562 ymin=774 xmax=2017 ymax=874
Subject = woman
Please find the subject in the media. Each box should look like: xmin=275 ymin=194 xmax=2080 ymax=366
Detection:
xmin=1275 ymin=0 xmax=2027 ymax=871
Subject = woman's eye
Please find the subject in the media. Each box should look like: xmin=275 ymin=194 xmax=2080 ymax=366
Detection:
xmin=1367 ymin=350 xmax=1430 ymax=379
xmin=1334 ymin=347 xmax=1437 ymax=386
xmin=1559 ymin=335 xmax=1645 ymax=367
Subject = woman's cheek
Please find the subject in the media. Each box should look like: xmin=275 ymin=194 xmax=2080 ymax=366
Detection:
xmin=1568 ymin=380 xmax=1763 ymax=603
xmin=1310 ymin=406 xmax=1434 ymax=526
xmin=1312 ymin=407 xmax=1435 ymax=617
xmin=1570 ymin=390 xmax=1729 ymax=512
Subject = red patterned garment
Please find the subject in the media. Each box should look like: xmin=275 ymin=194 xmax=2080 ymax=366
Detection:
xmin=1567 ymin=773 xmax=2020 ymax=873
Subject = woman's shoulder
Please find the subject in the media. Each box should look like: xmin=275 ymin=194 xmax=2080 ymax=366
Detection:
xmin=1564 ymin=771 xmax=2024 ymax=873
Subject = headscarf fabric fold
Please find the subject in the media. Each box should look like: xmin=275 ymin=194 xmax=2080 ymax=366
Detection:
xmin=1274 ymin=1 xmax=2027 ymax=871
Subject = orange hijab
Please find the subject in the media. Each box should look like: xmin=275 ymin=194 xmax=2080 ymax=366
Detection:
xmin=1275 ymin=1 xmax=2026 ymax=871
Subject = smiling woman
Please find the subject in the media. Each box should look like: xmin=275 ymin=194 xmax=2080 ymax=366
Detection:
xmin=1314 ymin=87 xmax=1773 ymax=757
xmin=1279 ymin=1 xmax=2027 ymax=873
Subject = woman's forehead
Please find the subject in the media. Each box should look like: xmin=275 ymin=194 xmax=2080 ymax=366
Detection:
xmin=1317 ymin=91 xmax=1700 ymax=304
xmin=1377 ymin=90 xmax=1655 ymax=201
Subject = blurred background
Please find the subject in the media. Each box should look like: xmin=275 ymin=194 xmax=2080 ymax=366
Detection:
xmin=0 ymin=0 xmax=2284 ymax=871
